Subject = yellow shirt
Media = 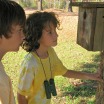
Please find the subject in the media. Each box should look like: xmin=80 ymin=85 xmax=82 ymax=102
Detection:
xmin=0 ymin=62 xmax=15 ymax=104
xmin=18 ymin=48 xmax=67 ymax=104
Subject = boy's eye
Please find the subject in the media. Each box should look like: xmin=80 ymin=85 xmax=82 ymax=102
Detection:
xmin=44 ymin=29 xmax=52 ymax=34
xmin=49 ymin=31 xmax=52 ymax=34
xmin=19 ymin=28 xmax=23 ymax=32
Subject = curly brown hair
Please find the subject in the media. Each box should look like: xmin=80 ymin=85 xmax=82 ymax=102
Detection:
xmin=22 ymin=11 xmax=60 ymax=52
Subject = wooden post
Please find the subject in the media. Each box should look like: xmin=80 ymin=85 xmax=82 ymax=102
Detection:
xmin=71 ymin=2 xmax=104 ymax=104
xmin=95 ymin=51 xmax=104 ymax=104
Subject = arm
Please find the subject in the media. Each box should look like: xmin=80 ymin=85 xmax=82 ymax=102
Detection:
xmin=63 ymin=70 xmax=103 ymax=82
xmin=17 ymin=93 xmax=28 ymax=104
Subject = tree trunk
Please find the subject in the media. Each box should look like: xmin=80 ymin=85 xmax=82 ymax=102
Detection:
xmin=48 ymin=0 xmax=51 ymax=8
xmin=38 ymin=0 xmax=42 ymax=11
xmin=95 ymin=51 xmax=104 ymax=104
xmin=54 ymin=0 xmax=55 ymax=9
xmin=58 ymin=0 xmax=60 ymax=9
xmin=68 ymin=0 xmax=73 ymax=12
xmin=82 ymin=0 xmax=89 ymax=1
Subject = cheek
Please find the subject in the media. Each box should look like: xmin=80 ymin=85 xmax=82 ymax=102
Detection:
xmin=45 ymin=38 xmax=53 ymax=46
xmin=16 ymin=35 xmax=23 ymax=41
xmin=39 ymin=35 xmax=52 ymax=45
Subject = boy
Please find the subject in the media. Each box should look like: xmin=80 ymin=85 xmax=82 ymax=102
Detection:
xmin=0 ymin=0 xmax=26 ymax=104
xmin=17 ymin=12 xmax=103 ymax=104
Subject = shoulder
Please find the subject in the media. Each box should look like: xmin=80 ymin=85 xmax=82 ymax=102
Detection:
xmin=21 ymin=52 xmax=38 ymax=69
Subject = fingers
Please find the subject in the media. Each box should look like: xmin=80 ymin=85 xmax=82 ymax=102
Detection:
xmin=97 ymin=68 xmax=103 ymax=76
xmin=97 ymin=77 xmax=104 ymax=83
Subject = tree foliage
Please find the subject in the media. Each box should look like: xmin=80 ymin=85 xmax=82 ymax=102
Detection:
xmin=17 ymin=0 xmax=104 ymax=11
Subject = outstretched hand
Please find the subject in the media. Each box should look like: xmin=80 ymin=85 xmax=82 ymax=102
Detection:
xmin=94 ymin=68 xmax=104 ymax=83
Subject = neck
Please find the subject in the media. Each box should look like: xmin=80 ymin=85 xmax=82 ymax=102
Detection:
xmin=35 ymin=48 xmax=49 ymax=59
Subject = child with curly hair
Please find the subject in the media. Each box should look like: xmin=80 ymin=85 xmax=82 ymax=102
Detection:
xmin=17 ymin=11 xmax=103 ymax=104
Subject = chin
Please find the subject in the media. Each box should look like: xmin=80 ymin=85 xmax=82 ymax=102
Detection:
xmin=52 ymin=43 xmax=57 ymax=47
xmin=13 ymin=47 xmax=20 ymax=52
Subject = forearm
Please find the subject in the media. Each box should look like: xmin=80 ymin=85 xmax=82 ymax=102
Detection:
xmin=63 ymin=70 xmax=96 ymax=80
xmin=17 ymin=93 xmax=28 ymax=104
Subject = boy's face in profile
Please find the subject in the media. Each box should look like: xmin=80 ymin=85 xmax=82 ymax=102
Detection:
xmin=39 ymin=22 xmax=58 ymax=48
xmin=0 ymin=24 xmax=25 ymax=52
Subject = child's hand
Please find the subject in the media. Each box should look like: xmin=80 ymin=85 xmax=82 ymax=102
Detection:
xmin=93 ymin=68 xmax=103 ymax=83
xmin=97 ymin=68 xmax=103 ymax=77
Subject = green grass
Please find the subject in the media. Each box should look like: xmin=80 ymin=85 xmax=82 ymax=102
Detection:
xmin=2 ymin=34 xmax=101 ymax=104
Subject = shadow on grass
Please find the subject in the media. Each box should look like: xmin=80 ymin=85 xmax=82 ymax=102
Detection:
xmin=81 ymin=54 xmax=101 ymax=72
xmin=62 ymin=53 xmax=101 ymax=99
xmin=63 ymin=81 xmax=96 ymax=97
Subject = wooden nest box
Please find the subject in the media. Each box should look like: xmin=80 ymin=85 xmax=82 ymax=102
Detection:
xmin=71 ymin=2 xmax=104 ymax=51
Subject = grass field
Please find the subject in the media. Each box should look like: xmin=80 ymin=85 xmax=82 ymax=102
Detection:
xmin=2 ymin=12 xmax=101 ymax=104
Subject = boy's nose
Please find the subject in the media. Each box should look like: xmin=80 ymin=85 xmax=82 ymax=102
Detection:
xmin=54 ymin=32 xmax=58 ymax=38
